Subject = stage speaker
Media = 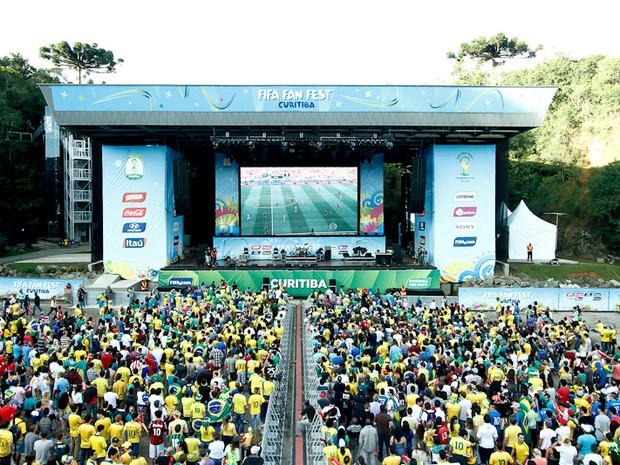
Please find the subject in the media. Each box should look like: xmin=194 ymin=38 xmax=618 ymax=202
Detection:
xmin=197 ymin=244 xmax=207 ymax=266
xmin=409 ymin=156 xmax=427 ymax=214
xmin=262 ymin=277 xmax=270 ymax=292
xmin=329 ymin=279 xmax=337 ymax=293
xmin=324 ymin=246 xmax=332 ymax=261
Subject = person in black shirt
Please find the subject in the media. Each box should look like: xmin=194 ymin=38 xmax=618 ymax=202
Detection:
xmin=296 ymin=400 xmax=316 ymax=436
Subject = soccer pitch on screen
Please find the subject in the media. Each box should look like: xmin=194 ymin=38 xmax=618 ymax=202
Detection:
xmin=240 ymin=167 xmax=358 ymax=236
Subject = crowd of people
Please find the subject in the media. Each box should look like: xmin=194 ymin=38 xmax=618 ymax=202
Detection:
xmin=303 ymin=287 xmax=620 ymax=465
xmin=1 ymin=280 xmax=289 ymax=465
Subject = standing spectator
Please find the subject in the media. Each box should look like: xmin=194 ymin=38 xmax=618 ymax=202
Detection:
xmin=32 ymin=293 xmax=42 ymax=317
xmin=527 ymin=243 xmax=533 ymax=261
xmin=359 ymin=418 xmax=378 ymax=465
xmin=374 ymin=405 xmax=392 ymax=462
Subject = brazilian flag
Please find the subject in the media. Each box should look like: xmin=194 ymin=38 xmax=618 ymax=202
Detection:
xmin=206 ymin=398 xmax=231 ymax=423
xmin=519 ymin=397 xmax=534 ymax=445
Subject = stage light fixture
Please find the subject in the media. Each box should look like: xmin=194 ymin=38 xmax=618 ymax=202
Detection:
xmin=386 ymin=141 xmax=394 ymax=149
xmin=316 ymin=141 xmax=324 ymax=150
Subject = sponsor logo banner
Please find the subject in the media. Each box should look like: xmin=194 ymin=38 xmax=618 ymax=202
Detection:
xmin=122 ymin=207 xmax=146 ymax=218
xmin=453 ymin=237 xmax=477 ymax=247
xmin=168 ymin=277 xmax=194 ymax=287
xmin=454 ymin=222 xmax=476 ymax=231
xmin=123 ymin=238 xmax=146 ymax=248
xmin=453 ymin=206 xmax=477 ymax=217
xmin=123 ymin=192 xmax=147 ymax=203
xmin=407 ymin=277 xmax=432 ymax=288
xmin=453 ymin=192 xmax=477 ymax=202
xmin=122 ymin=222 xmax=146 ymax=233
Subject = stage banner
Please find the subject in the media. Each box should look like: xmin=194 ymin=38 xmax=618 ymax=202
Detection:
xmin=44 ymin=107 xmax=60 ymax=159
xmin=50 ymin=85 xmax=556 ymax=116
xmin=214 ymin=152 xmax=240 ymax=236
xmin=158 ymin=269 xmax=440 ymax=297
xmin=213 ymin=236 xmax=386 ymax=261
xmin=414 ymin=148 xmax=434 ymax=267
xmin=0 ymin=278 xmax=83 ymax=301
xmin=102 ymin=145 xmax=179 ymax=280
xmin=558 ymin=288 xmax=610 ymax=311
xmin=431 ymin=145 xmax=496 ymax=283
xmin=459 ymin=287 xmax=616 ymax=311
xmin=359 ymin=153 xmax=384 ymax=235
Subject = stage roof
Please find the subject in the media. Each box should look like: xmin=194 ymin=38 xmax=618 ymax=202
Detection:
xmin=40 ymin=84 xmax=556 ymax=156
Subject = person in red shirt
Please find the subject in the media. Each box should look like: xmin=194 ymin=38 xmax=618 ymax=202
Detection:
xmin=146 ymin=410 xmax=166 ymax=464
xmin=557 ymin=380 xmax=571 ymax=405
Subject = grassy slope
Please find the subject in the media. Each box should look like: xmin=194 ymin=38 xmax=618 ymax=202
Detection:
xmin=509 ymin=261 xmax=620 ymax=282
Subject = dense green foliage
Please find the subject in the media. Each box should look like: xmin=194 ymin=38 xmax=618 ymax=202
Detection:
xmin=0 ymin=54 xmax=58 ymax=233
xmin=40 ymin=41 xmax=123 ymax=84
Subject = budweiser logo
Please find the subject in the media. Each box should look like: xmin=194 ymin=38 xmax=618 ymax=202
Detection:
xmin=123 ymin=192 xmax=147 ymax=202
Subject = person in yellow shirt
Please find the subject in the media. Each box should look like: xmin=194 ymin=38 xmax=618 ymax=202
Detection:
xmin=90 ymin=426 xmax=108 ymax=460
xmin=450 ymin=432 xmax=472 ymax=465
xmin=108 ymin=416 xmax=124 ymax=444
xmin=512 ymin=433 xmax=530 ymax=465
xmin=78 ymin=417 xmax=96 ymax=465
xmin=0 ymin=426 xmax=13 ymax=463
xmin=248 ymin=388 xmax=264 ymax=432
xmin=490 ymin=444 xmax=514 ymax=465
xmin=503 ymin=416 xmax=522 ymax=455
xmin=323 ymin=438 xmax=339 ymax=465
xmin=68 ymin=406 xmax=83 ymax=458
xmin=232 ymin=385 xmax=248 ymax=434
xmin=122 ymin=417 xmax=142 ymax=457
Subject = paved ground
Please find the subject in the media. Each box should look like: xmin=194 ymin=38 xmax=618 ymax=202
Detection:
xmin=0 ymin=243 xmax=92 ymax=264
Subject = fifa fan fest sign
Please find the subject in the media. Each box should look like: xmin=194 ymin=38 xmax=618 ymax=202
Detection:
xmin=0 ymin=278 xmax=83 ymax=300
xmin=459 ymin=287 xmax=620 ymax=311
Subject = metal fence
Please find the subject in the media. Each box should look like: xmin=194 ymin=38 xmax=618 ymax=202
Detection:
xmin=301 ymin=300 xmax=328 ymax=465
xmin=261 ymin=303 xmax=295 ymax=465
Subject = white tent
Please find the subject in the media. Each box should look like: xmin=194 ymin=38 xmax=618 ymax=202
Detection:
xmin=507 ymin=200 xmax=557 ymax=260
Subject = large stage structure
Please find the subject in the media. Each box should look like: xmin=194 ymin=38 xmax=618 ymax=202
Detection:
xmin=40 ymin=85 xmax=555 ymax=295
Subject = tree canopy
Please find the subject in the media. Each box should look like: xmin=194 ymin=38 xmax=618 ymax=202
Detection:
xmin=39 ymin=41 xmax=123 ymax=83
xmin=447 ymin=33 xmax=542 ymax=67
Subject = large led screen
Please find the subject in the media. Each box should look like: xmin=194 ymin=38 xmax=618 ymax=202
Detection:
xmin=240 ymin=167 xmax=358 ymax=236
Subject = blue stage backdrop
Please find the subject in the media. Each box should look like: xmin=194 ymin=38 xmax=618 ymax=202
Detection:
xmin=214 ymin=152 xmax=240 ymax=236
xmin=359 ymin=153 xmax=384 ymax=235
xmin=102 ymin=145 xmax=183 ymax=280
xmin=415 ymin=145 xmax=496 ymax=283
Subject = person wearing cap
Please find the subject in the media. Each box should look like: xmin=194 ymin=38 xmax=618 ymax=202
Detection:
xmin=551 ymin=436 xmax=577 ymax=465
xmin=242 ymin=445 xmax=264 ymax=465
xmin=576 ymin=424 xmax=597 ymax=462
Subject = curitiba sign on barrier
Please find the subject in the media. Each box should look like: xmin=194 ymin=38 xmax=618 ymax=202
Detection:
xmin=158 ymin=269 xmax=440 ymax=297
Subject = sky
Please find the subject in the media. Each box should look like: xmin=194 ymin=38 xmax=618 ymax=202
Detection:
xmin=2 ymin=1 xmax=619 ymax=86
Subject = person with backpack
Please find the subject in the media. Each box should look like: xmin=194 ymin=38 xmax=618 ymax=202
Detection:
xmin=10 ymin=413 xmax=26 ymax=465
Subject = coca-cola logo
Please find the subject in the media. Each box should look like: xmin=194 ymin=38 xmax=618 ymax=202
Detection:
xmin=122 ymin=208 xmax=146 ymax=218
xmin=122 ymin=192 xmax=147 ymax=203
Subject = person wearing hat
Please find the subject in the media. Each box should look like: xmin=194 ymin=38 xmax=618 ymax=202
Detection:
xmin=552 ymin=436 xmax=577 ymax=465
xmin=242 ymin=445 xmax=263 ymax=465
xmin=576 ymin=424 xmax=597 ymax=463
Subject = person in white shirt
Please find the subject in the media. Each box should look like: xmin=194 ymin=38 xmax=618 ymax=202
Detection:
xmin=539 ymin=421 xmax=557 ymax=453
xmin=477 ymin=414 xmax=499 ymax=465
xmin=553 ymin=437 xmax=578 ymax=465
